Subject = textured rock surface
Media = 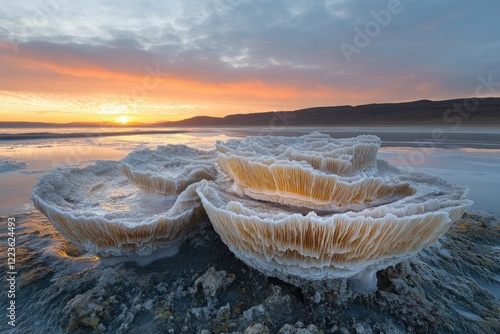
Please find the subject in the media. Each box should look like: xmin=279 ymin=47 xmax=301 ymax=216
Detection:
xmin=194 ymin=267 xmax=235 ymax=300
xmin=1 ymin=211 xmax=498 ymax=334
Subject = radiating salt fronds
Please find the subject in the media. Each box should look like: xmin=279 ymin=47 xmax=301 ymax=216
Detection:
xmin=31 ymin=131 xmax=474 ymax=292
xmin=197 ymin=160 xmax=472 ymax=290
xmin=217 ymin=154 xmax=416 ymax=212
xmin=216 ymin=133 xmax=405 ymax=211
xmin=216 ymin=132 xmax=380 ymax=176
xmin=32 ymin=160 xmax=205 ymax=256
xmin=120 ymin=144 xmax=217 ymax=195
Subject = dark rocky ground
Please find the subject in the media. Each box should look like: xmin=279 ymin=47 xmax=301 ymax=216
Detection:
xmin=1 ymin=210 xmax=499 ymax=334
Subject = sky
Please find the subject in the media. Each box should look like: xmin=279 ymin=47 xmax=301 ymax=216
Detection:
xmin=1 ymin=0 xmax=499 ymax=123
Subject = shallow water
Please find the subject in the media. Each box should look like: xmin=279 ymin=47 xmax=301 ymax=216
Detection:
xmin=378 ymin=146 xmax=500 ymax=215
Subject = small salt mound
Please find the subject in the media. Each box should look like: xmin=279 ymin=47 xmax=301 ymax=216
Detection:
xmin=120 ymin=144 xmax=217 ymax=195
xmin=196 ymin=164 xmax=472 ymax=290
xmin=0 ymin=160 xmax=28 ymax=173
xmin=32 ymin=160 xmax=205 ymax=256
xmin=216 ymin=132 xmax=380 ymax=176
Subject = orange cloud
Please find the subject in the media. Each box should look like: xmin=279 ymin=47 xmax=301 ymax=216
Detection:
xmin=0 ymin=40 xmax=452 ymax=123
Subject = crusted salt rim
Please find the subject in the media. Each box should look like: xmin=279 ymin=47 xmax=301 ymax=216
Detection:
xmin=32 ymin=160 xmax=205 ymax=256
xmin=120 ymin=144 xmax=217 ymax=195
xmin=196 ymin=165 xmax=472 ymax=284
xmin=218 ymin=151 xmax=416 ymax=211
xmin=216 ymin=132 xmax=381 ymax=176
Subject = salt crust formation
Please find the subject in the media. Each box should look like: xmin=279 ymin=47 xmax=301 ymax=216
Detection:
xmin=216 ymin=132 xmax=380 ymax=176
xmin=197 ymin=160 xmax=472 ymax=290
xmin=216 ymin=133 xmax=403 ymax=211
xmin=32 ymin=160 xmax=205 ymax=256
xmin=32 ymin=132 xmax=472 ymax=290
xmin=120 ymin=144 xmax=217 ymax=195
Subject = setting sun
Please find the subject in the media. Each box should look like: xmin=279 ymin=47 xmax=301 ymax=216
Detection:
xmin=117 ymin=116 xmax=129 ymax=124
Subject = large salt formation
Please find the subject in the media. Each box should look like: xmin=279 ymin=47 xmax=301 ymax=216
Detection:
xmin=199 ymin=133 xmax=472 ymax=290
xmin=32 ymin=133 xmax=472 ymax=290
xmin=216 ymin=133 xmax=414 ymax=211
xmin=120 ymin=144 xmax=217 ymax=195
xmin=33 ymin=158 xmax=206 ymax=256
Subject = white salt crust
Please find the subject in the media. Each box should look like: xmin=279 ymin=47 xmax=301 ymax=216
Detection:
xmin=196 ymin=161 xmax=472 ymax=286
xmin=120 ymin=144 xmax=217 ymax=195
xmin=216 ymin=132 xmax=390 ymax=211
xmin=32 ymin=160 xmax=205 ymax=256
xmin=216 ymin=132 xmax=381 ymax=176
xmin=32 ymin=133 xmax=473 ymax=291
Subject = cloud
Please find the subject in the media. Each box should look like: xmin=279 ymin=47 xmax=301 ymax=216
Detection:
xmin=1 ymin=0 xmax=499 ymax=121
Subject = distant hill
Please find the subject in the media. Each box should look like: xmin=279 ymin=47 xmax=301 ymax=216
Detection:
xmin=1 ymin=97 xmax=499 ymax=128
xmin=154 ymin=98 xmax=500 ymax=127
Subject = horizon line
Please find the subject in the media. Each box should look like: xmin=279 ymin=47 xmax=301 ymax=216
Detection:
xmin=2 ymin=96 xmax=499 ymax=126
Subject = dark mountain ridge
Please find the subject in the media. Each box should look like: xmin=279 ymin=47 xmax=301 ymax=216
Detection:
xmin=1 ymin=97 xmax=499 ymax=128
xmin=156 ymin=97 xmax=500 ymax=127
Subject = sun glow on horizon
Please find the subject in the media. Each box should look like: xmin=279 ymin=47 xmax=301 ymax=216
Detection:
xmin=117 ymin=116 xmax=129 ymax=124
